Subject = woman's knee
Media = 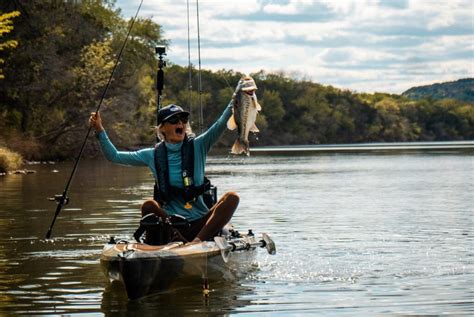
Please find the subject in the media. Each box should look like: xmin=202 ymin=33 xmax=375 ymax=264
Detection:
xmin=141 ymin=199 xmax=161 ymax=216
xmin=223 ymin=191 xmax=240 ymax=206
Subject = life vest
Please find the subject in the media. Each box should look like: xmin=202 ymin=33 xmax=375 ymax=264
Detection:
xmin=153 ymin=136 xmax=216 ymax=208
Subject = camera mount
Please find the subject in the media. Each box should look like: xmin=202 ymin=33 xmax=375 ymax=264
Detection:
xmin=156 ymin=46 xmax=166 ymax=125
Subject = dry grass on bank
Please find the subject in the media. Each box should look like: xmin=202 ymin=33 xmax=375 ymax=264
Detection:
xmin=0 ymin=147 xmax=24 ymax=173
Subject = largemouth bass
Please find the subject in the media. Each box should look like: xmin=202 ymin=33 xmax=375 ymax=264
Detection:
xmin=227 ymin=76 xmax=261 ymax=155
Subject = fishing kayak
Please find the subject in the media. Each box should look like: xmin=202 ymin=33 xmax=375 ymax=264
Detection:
xmin=100 ymin=229 xmax=276 ymax=300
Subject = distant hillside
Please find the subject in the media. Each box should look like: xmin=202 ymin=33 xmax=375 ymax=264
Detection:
xmin=402 ymin=78 xmax=474 ymax=103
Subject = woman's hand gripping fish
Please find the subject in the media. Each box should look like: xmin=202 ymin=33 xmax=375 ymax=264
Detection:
xmin=227 ymin=76 xmax=261 ymax=156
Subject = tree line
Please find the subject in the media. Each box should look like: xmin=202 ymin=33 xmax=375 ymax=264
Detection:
xmin=0 ymin=1 xmax=472 ymax=161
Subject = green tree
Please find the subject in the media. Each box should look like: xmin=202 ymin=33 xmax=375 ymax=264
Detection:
xmin=0 ymin=1 xmax=167 ymax=159
xmin=260 ymin=90 xmax=284 ymax=123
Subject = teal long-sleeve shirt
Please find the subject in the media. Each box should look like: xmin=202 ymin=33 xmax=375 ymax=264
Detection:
xmin=97 ymin=102 xmax=233 ymax=221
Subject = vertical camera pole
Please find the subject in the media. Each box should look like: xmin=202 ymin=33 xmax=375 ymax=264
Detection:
xmin=156 ymin=46 xmax=166 ymax=126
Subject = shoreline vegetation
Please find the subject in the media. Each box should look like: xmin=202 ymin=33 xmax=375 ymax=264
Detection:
xmin=0 ymin=146 xmax=23 ymax=174
xmin=0 ymin=141 xmax=472 ymax=175
xmin=1 ymin=2 xmax=473 ymax=162
xmin=250 ymin=140 xmax=474 ymax=155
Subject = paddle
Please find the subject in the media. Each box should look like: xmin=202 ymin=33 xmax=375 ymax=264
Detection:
xmin=45 ymin=0 xmax=144 ymax=239
xmin=214 ymin=233 xmax=276 ymax=263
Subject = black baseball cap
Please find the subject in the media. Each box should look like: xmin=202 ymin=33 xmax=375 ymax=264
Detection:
xmin=157 ymin=104 xmax=190 ymax=125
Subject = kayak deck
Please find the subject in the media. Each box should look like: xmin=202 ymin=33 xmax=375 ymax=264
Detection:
xmin=100 ymin=233 xmax=260 ymax=299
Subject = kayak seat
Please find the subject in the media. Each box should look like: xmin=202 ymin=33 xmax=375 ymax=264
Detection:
xmin=133 ymin=214 xmax=189 ymax=245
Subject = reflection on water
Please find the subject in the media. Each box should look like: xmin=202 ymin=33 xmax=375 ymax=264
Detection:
xmin=102 ymin=281 xmax=254 ymax=315
xmin=0 ymin=148 xmax=473 ymax=315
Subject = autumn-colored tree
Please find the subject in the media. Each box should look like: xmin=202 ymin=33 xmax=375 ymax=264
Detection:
xmin=0 ymin=10 xmax=20 ymax=79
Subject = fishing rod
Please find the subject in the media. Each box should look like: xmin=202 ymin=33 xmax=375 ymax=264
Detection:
xmin=45 ymin=0 xmax=144 ymax=239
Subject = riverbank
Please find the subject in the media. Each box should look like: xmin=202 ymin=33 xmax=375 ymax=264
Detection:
xmin=250 ymin=140 xmax=474 ymax=155
xmin=0 ymin=147 xmax=23 ymax=174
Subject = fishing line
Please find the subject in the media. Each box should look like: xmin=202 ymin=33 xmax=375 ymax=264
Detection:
xmin=45 ymin=0 xmax=144 ymax=239
xmin=196 ymin=0 xmax=204 ymax=134
xmin=186 ymin=0 xmax=193 ymax=120
xmin=192 ymin=0 xmax=210 ymax=298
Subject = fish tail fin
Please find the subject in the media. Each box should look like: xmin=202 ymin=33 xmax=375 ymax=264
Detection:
xmin=231 ymin=139 xmax=249 ymax=155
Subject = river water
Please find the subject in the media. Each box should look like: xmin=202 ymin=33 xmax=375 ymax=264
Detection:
xmin=0 ymin=146 xmax=473 ymax=315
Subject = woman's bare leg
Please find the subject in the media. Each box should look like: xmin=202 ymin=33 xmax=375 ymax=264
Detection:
xmin=193 ymin=191 xmax=239 ymax=242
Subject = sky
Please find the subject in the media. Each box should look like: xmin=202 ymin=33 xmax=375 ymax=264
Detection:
xmin=115 ymin=0 xmax=474 ymax=94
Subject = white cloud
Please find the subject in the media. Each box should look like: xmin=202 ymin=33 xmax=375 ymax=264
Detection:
xmin=263 ymin=0 xmax=316 ymax=15
xmin=116 ymin=0 xmax=474 ymax=93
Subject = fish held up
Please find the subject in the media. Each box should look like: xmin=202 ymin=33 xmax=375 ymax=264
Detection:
xmin=227 ymin=76 xmax=261 ymax=156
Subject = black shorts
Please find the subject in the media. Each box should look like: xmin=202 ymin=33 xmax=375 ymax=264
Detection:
xmin=176 ymin=212 xmax=211 ymax=241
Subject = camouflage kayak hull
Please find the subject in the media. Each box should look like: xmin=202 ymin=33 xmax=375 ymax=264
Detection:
xmin=100 ymin=235 xmax=258 ymax=300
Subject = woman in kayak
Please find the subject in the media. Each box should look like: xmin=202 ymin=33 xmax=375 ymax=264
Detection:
xmin=89 ymin=88 xmax=241 ymax=244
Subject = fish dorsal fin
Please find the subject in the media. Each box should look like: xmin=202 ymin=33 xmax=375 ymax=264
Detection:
xmin=250 ymin=123 xmax=259 ymax=133
xmin=227 ymin=115 xmax=238 ymax=130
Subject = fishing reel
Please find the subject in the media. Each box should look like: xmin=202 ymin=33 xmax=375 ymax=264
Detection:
xmin=47 ymin=194 xmax=69 ymax=205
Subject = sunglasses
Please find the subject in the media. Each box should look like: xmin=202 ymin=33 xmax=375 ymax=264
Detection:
xmin=165 ymin=115 xmax=189 ymax=125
